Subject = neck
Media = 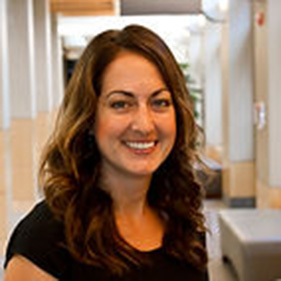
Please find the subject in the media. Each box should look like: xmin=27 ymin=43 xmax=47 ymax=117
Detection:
xmin=100 ymin=169 xmax=152 ymax=217
xmin=99 ymin=165 xmax=165 ymax=251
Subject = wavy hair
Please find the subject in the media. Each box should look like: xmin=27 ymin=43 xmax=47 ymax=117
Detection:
xmin=39 ymin=24 xmax=208 ymax=275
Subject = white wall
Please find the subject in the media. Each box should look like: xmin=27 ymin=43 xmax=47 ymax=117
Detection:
xmin=0 ymin=0 xmax=10 ymax=129
xmin=7 ymin=0 xmax=36 ymax=118
xmin=226 ymin=0 xmax=254 ymax=162
xmin=33 ymin=0 xmax=53 ymax=112
xmin=204 ymin=22 xmax=222 ymax=146
xmin=268 ymin=0 xmax=281 ymax=186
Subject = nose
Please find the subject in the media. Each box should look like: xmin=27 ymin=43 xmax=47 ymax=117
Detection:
xmin=131 ymin=104 xmax=154 ymax=134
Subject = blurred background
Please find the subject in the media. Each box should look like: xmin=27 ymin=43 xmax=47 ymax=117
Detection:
xmin=1 ymin=0 xmax=280 ymax=280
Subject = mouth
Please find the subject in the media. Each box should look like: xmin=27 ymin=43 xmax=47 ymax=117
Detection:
xmin=123 ymin=141 xmax=158 ymax=151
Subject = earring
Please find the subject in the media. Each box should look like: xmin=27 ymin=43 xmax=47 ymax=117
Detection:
xmin=87 ymin=130 xmax=95 ymax=148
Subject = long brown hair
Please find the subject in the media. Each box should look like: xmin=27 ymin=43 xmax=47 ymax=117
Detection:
xmin=39 ymin=24 xmax=207 ymax=275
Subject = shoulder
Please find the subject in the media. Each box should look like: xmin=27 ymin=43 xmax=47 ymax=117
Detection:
xmin=4 ymin=255 xmax=58 ymax=281
xmin=5 ymin=200 xmax=64 ymax=253
xmin=4 ymin=200 xmax=69 ymax=279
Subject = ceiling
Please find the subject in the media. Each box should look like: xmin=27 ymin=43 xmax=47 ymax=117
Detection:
xmin=51 ymin=0 xmax=225 ymax=59
xmin=50 ymin=0 xmax=204 ymax=17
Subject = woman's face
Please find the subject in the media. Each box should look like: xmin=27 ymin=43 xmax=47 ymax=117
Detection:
xmin=94 ymin=51 xmax=176 ymax=178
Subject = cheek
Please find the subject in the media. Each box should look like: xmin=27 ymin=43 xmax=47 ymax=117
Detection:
xmin=157 ymin=113 xmax=177 ymax=150
xmin=166 ymin=112 xmax=177 ymax=140
xmin=94 ymin=114 xmax=110 ymax=144
xmin=170 ymin=119 xmax=177 ymax=145
xmin=94 ymin=114 xmax=128 ymax=142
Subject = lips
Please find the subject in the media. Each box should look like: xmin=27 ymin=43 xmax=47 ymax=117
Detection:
xmin=123 ymin=141 xmax=158 ymax=152
xmin=125 ymin=141 xmax=155 ymax=149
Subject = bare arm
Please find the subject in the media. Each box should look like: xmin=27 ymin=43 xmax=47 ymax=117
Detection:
xmin=4 ymin=255 xmax=58 ymax=281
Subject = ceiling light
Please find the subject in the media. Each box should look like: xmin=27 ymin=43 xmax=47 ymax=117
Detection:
xmin=219 ymin=0 xmax=229 ymax=12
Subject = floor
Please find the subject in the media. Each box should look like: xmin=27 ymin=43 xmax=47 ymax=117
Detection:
xmin=204 ymin=200 xmax=237 ymax=281
xmin=0 ymin=115 xmax=237 ymax=280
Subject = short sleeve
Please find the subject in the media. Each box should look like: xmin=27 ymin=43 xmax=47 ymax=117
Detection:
xmin=4 ymin=201 xmax=70 ymax=279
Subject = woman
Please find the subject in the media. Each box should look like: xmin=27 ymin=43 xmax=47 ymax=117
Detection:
xmin=4 ymin=24 xmax=209 ymax=280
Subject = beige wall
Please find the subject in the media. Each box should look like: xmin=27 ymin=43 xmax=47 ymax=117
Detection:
xmin=223 ymin=161 xmax=255 ymax=197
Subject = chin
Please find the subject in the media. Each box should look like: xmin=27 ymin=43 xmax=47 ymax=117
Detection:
xmin=126 ymin=166 xmax=159 ymax=177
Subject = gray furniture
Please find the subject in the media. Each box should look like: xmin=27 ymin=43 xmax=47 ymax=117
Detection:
xmin=219 ymin=209 xmax=281 ymax=281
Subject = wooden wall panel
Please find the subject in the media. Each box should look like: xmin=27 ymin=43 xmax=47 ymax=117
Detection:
xmin=50 ymin=0 xmax=116 ymax=16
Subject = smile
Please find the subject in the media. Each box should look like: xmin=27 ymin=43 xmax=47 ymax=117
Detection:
xmin=124 ymin=141 xmax=157 ymax=150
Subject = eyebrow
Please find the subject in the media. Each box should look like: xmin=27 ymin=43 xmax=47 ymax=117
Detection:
xmin=106 ymin=88 xmax=170 ymax=99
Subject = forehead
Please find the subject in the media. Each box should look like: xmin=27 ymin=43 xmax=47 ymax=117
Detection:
xmin=100 ymin=51 xmax=166 ymax=95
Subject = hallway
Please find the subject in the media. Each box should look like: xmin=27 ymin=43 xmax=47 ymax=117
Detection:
xmin=2 ymin=0 xmax=281 ymax=280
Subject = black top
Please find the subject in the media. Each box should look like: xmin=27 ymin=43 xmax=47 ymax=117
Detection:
xmin=4 ymin=201 xmax=209 ymax=281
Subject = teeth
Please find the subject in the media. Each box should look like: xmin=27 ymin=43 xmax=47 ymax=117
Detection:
xmin=125 ymin=141 xmax=155 ymax=149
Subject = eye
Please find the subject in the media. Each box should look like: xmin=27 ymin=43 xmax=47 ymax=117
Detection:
xmin=110 ymin=100 xmax=129 ymax=109
xmin=109 ymin=99 xmax=135 ymax=112
xmin=151 ymin=99 xmax=172 ymax=109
